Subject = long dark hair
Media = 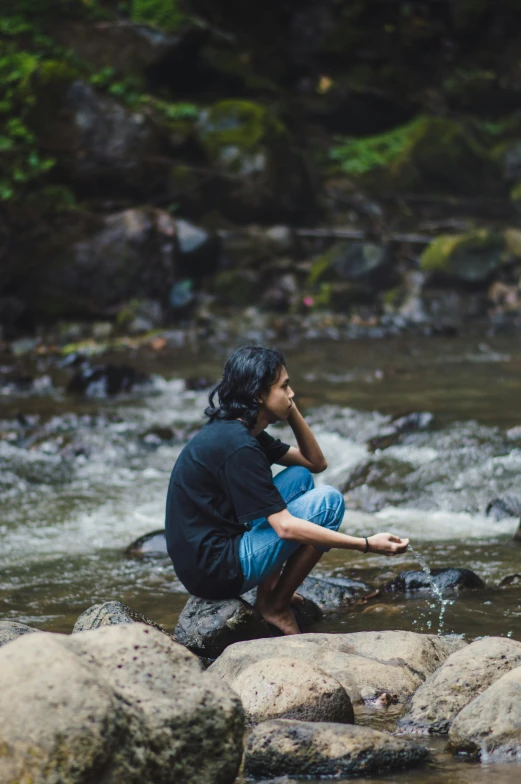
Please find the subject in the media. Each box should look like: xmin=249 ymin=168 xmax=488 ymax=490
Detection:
xmin=205 ymin=345 xmax=286 ymax=429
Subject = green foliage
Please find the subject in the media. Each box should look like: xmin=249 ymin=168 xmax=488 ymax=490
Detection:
xmin=130 ymin=0 xmax=186 ymax=31
xmin=443 ymin=67 xmax=496 ymax=97
xmin=330 ymin=118 xmax=425 ymax=176
xmin=89 ymin=67 xmax=143 ymax=106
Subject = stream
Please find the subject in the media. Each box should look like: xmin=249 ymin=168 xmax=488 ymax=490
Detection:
xmin=1 ymin=330 xmax=521 ymax=782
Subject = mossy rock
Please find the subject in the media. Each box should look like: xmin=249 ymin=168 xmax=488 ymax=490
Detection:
xmin=213 ymin=269 xmax=260 ymax=306
xmin=504 ymin=228 xmax=521 ymax=258
xmin=420 ymin=230 xmax=506 ymax=282
xmin=309 ymin=242 xmax=392 ymax=287
xmin=332 ymin=116 xmax=497 ymax=195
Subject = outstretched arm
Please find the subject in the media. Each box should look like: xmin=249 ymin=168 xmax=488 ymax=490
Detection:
xmin=277 ymin=404 xmax=327 ymax=473
xmin=267 ymin=508 xmax=409 ymax=555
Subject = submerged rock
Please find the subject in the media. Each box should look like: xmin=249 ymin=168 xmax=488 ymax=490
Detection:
xmin=174 ymin=596 xmax=271 ymax=659
xmin=67 ymin=362 xmax=150 ymax=397
xmin=420 ymin=229 xmax=505 ymax=283
xmin=0 ymin=623 xmax=244 ymax=784
xmin=230 ymin=657 xmax=354 ymax=725
xmin=245 ymin=719 xmax=428 ymax=779
xmin=298 ymin=574 xmax=375 ymax=608
xmin=449 ymin=666 xmax=521 ymax=759
xmin=125 ymin=529 xmax=169 ymax=558
xmin=73 ymin=600 xmax=168 ymax=636
xmin=383 ymin=568 xmax=485 ymax=593
xmin=486 ymin=495 xmax=521 ymax=521
xmin=0 ymin=621 xmax=42 ymax=649
xmin=397 ymin=637 xmax=521 ymax=735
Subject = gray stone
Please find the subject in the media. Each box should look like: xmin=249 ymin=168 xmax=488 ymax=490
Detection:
xmin=298 ymin=574 xmax=374 ymax=609
xmin=0 ymin=623 xmax=244 ymax=784
xmin=448 ymin=666 xmax=521 ymax=759
xmin=397 ymin=637 xmax=521 ymax=734
xmin=245 ymin=719 xmax=428 ymax=779
xmin=174 ymin=596 xmax=271 ymax=659
xmin=0 ymin=621 xmax=42 ymax=649
xmin=73 ymin=600 xmax=168 ymax=636
xmin=383 ymin=568 xmax=485 ymax=594
xmin=229 ymin=657 xmax=354 ymax=724
xmin=125 ymin=530 xmax=169 ymax=558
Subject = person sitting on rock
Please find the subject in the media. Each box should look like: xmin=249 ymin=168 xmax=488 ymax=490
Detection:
xmin=165 ymin=345 xmax=409 ymax=635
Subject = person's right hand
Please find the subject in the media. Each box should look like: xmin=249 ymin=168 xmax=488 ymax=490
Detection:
xmin=367 ymin=533 xmax=409 ymax=556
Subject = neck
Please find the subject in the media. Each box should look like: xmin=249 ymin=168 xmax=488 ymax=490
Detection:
xmin=249 ymin=410 xmax=270 ymax=437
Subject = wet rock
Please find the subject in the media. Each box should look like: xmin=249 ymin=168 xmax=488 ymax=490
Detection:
xmin=448 ymin=666 xmax=521 ymax=759
xmin=0 ymin=623 xmax=244 ymax=784
xmin=73 ymin=600 xmax=168 ymax=636
xmin=298 ymin=574 xmax=375 ymax=609
xmin=67 ymin=362 xmax=150 ymax=397
xmin=174 ymin=596 xmax=271 ymax=659
xmin=420 ymin=229 xmax=505 ymax=283
xmin=0 ymin=621 xmax=42 ymax=649
xmin=245 ymin=719 xmax=428 ymax=779
xmin=125 ymin=530 xmax=168 ymax=558
xmin=383 ymin=568 xmax=485 ymax=593
xmin=229 ymin=657 xmax=354 ymax=724
xmin=486 ymin=495 xmax=521 ymax=521
xmin=397 ymin=637 xmax=521 ymax=735
xmin=210 ymin=630 xmax=456 ymax=704
xmin=498 ymin=574 xmax=521 ymax=588
xmin=392 ymin=411 xmax=434 ymax=433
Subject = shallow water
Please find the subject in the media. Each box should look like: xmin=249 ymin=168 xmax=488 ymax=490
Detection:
xmin=1 ymin=331 xmax=521 ymax=781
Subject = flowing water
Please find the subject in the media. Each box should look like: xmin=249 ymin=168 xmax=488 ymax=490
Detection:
xmin=2 ymin=330 xmax=521 ymax=782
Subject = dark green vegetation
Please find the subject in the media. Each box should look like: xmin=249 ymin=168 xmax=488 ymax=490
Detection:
xmin=3 ymin=0 xmax=521 ymax=332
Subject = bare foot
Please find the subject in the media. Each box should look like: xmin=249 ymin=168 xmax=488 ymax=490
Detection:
xmin=291 ymin=592 xmax=305 ymax=606
xmin=256 ymin=600 xmax=300 ymax=635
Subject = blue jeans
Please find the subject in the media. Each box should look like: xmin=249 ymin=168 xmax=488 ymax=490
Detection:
xmin=239 ymin=466 xmax=345 ymax=593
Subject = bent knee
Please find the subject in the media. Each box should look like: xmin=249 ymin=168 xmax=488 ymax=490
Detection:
xmin=285 ymin=465 xmax=314 ymax=491
xmin=315 ymin=484 xmax=345 ymax=516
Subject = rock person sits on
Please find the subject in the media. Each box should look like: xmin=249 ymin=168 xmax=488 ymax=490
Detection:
xmin=165 ymin=345 xmax=409 ymax=635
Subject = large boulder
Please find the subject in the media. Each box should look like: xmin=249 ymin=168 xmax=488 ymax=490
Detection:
xmin=229 ymin=657 xmax=354 ymax=725
xmin=448 ymin=666 xmax=521 ymax=759
xmin=0 ymin=623 xmax=244 ymax=784
xmin=384 ymin=568 xmax=485 ymax=593
xmin=0 ymin=621 xmax=42 ymax=649
xmin=397 ymin=637 xmax=521 ymax=734
xmin=30 ymin=208 xmax=176 ymax=321
xmin=37 ymin=80 xmax=168 ymax=198
xmin=210 ymin=630 xmax=462 ymax=704
xmin=174 ymin=596 xmax=272 ymax=659
xmin=73 ymin=601 xmax=168 ymax=636
xmin=245 ymin=719 xmax=428 ymax=779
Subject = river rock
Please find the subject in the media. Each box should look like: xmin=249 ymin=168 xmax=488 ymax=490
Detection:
xmin=419 ymin=229 xmax=505 ymax=283
xmin=397 ymin=637 xmax=521 ymax=734
xmin=230 ymin=657 xmax=354 ymax=724
xmin=298 ymin=574 xmax=375 ymax=608
xmin=67 ymin=361 xmax=150 ymax=397
xmin=0 ymin=621 xmax=42 ymax=649
xmin=245 ymin=719 xmax=428 ymax=779
xmin=38 ymin=80 xmax=166 ymax=198
xmin=174 ymin=596 xmax=272 ymax=659
xmin=486 ymin=495 xmax=521 ymax=521
xmin=383 ymin=567 xmax=485 ymax=593
xmin=0 ymin=623 xmax=244 ymax=784
xmin=210 ymin=630 xmax=459 ymax=704
xmin=448 ymin=666 xmax=521 ymax=759
xmin=125 ymin=529 xmax=169 ymax=558
xmin=73 ymin=600 xmax=168 ymax=635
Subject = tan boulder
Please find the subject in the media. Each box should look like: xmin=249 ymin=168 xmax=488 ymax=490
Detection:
xmin=448 ymin=665 xmax=521 ymax=759
xmin=230 ymin=656 xmax=354 ymax=724
xmin=398 ymin=637 xmax=521 ymax=734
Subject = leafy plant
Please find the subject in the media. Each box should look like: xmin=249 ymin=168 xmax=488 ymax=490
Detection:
xmin=330 ymin=118 xmax=425 ymax=176
xmin=130 ymin=0 xmax=186 ymax=31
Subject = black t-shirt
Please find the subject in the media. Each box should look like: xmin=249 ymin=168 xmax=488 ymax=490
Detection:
xmin=165 ymin=418 xmax=290 ymax=599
